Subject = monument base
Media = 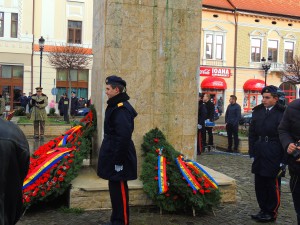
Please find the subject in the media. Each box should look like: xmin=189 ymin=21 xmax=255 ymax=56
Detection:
xmin=70 ymin=166 xmax=236 ymax=210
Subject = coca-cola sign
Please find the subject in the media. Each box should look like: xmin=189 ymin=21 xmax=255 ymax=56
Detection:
xmin=200 ymin=66 xmax=231 ymax=78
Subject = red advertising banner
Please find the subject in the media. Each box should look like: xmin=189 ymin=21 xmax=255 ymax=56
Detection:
xmin=200 ymin=66 xmax=231 ymax=78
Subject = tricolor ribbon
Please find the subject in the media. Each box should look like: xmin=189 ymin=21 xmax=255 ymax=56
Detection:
xmin=158 ymin=154 xmax=168 ymax=194
xmin=186 ymin=160 xmax=218 ymax=189
xmin=175 ymin=155 xmax=202 ymax=192
xmin=23 ymin=147 xmax=75 ymax=189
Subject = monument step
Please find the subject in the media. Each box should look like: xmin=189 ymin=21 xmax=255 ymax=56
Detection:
xmin=70 ymin=166 xmax=236 ymax=210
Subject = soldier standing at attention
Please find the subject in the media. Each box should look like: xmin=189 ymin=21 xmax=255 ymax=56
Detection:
xmin=98 ymin=75 xmax=137 ymax=225
xmin=30 ymin=87 xmax=48 ymax=140
xmin=249 ymin=85 xmax=285 ymax=222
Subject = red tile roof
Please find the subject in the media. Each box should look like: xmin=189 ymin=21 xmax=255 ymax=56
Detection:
xmin=203 ymin=0 xmax=300 ymax=18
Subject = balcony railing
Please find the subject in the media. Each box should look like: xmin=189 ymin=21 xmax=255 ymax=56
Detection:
xmin=249 ymin=62 xmax=288 ymax=72
xmin=202 ymin=59 xmax=226 ymax=66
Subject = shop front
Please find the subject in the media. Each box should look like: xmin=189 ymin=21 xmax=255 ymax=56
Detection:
xmin=200 ymin=66 xmax=229 ymax=112
xmin=243 ymin=79 xmax=265 ymax=112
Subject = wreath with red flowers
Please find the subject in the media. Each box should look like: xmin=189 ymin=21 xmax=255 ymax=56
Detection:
xmin=140 ymin=128 xmax=221 ymax=213
xmin=22 ymin=106 xmax=96 ymax=208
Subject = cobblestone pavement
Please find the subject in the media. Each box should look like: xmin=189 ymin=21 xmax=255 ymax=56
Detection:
xmin=17 ymin=150 xmax=297 ymax=225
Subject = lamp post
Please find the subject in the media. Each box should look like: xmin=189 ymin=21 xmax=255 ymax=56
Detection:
xmin=38 ymin=36 xmax=45 ymax=87
xmin=261 ymin=56 xmax=272 ymax=86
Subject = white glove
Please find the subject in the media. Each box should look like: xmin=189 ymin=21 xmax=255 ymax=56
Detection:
xmin=115 ymin=165 xmax=123 ymax=172
xmin=197 ymin=124 xmax=202 ymax=129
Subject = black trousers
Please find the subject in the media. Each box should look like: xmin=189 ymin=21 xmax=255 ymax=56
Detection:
xmin=205 ymin=127 xmax=213 ymax=145
xmin=109 ymin=180 xmax=129 ymax=225
xmin=226 ymin=123 xmax=239 ymax=151
xmin=290 ymin=174 xmax=300 ymax=225
xmin=197 ymin=128 xmax=206 ymax=154
xmin=255 ymin=174 xmax=281 ymax=218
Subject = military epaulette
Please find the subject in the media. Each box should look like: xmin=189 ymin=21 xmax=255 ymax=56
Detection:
xmin=117 ymin=102 xmax=124 ymax=107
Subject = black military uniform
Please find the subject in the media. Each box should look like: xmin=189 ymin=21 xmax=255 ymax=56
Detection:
xmin=249 ymin=85 xmax=285 ymax=222
xmin=197 ymin=93 xmax=207 ymax=154
xmin=98 ymin=75 xmax=137 ymax=225
xmin=70 ymin=91 xmax=78 ymax=117
xmin=61 ymin=93 xmax=69 ymax=122
xmin=278 ymin=99 xmax=300 ymax=224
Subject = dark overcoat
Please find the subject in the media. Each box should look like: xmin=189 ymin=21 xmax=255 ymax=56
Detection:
xmin=97 ymin=93 xmax=138 ymax=181
xmin=278 ymin=99 xmax=300 ymax=175
xmin=70 ymin=97 xmax=78 ymax=115
xmin=0 ymin=118 xmax=30 ymax=225
xmin=249 ymin=103 xmax=285 ymax=177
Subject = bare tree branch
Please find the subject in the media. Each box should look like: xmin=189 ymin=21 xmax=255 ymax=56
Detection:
xmin=280 ymin=55 xmax=300 ymax=84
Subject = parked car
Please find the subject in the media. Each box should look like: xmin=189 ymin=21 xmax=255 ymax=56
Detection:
xmin=239 ymin=112 xmax=252 ymax=126
xmin=76 ymin=107 xmax=90 ymax=116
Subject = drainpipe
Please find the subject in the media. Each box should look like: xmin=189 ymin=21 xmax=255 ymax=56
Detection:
xmin=227 ymin=0 xmax=238 ymax=95
xmin=31 ymin=0 xmax=35 ymax=93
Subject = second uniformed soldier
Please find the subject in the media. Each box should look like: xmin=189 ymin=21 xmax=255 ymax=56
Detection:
xmin=249 ymin=85 xmax=285 ymax=222
xmin=30 ymin=87 xmax=48 ymax=140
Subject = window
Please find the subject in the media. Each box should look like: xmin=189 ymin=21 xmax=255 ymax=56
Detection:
xmin=284 ymin=41 xmax=294 ymax=64
xmin=68 ymin=21 xmax=82 ymax=44
xmin=268 ymin=40 xmax=278 ymax=62
xmin=56 ymin=69 xmax=89 ymax=102
xmin=0 ymin=12 xmax=3 ymax=37
xmin=205 ymin=33 xmax=225 ymax=60
xmin=0 ymin=65 xmax=23 ymax=78
xmin=251 ymin=38 xmax=261 ymax=62
xmin=243 ymin=91 xmax=262 ymax=112
xmin=11 ymin=13 xmax=18 ymax=38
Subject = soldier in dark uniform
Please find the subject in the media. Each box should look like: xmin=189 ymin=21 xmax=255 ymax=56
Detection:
xmin=278 ymin=99 xmax=300 ymax=224
xmin=197 ymin=93 xmax=207 ymax=155
xmin=249 ymin=85 xmax=285 ymax=222
xmin=203 ymin=93 xmax=215 ymax=151
xmin=30 ymin=87 xmax=48 ymax=140
xmin=61 ymin=93 xmax=70 ymax=123
xmin=98 ymin=75 xmax=137 ymax=225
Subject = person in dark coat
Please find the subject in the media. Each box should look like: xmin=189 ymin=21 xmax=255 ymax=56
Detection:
xmin=249 ymin=85 xmax=285 ymax=222
xmin=278 ymin=98 xmax=300 ymax=224
xmin=20 ymin=92 xmax=28 ymax=109
xmin=203 ymin=93 xmax=215 ymax=150
xmin=58 ymin=95 xmax=64 ymax=116
xmin=61 ymin=93 xmax=70 ymax=123
xmin=70 ymin=91 xmax=78 ymax=117
xmin=97 ymin=75 xmax=138 ymax=225
xmin=225 ymin=95 xmax=241 ymax=152
xmin=27 ymin=92 xmax=32 ymax=113
xmin=0 ymin=118 xmax=30 ymax=225
xmin=197 ymin=93 xmax=207 ymax=155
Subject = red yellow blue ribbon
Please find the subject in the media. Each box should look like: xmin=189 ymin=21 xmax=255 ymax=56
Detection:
xmin=23 ymin=147 xmax=75 ymax=189
xmin=175 ymin=156 xmax=202 ymax=192
xmin=158 ymin=155 xmax=168 ymax=194
xmin=186 ymin=160 xmax=218 ymax=189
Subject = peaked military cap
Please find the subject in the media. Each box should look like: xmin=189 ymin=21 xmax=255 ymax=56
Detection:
xmin=71 ymin=91 xmax=76 ymax=94
xmin=105 ymin=75 xmax=126 ymax=87
xmin=35 ymin=87 xmax=43 ymax=92
xmin=261 ymin=85 xmax=278 ymax=95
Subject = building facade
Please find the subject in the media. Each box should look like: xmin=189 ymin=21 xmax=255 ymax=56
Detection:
xmin=0 ymin=0 xmax=93 ymax=112
xmin=201 ymin=0 xmax=300 ymax=112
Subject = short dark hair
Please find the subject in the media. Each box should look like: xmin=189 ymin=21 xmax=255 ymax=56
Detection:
xmin=110 ymin=84 xmax=125 ymax=93
xmin=230 ymin=95 xmax=237 ymax=101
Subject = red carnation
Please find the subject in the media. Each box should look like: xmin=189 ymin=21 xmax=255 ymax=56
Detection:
xmin=199 ymin=189 xmax=205 ymax=195
xmin=154 ymin=176 xmax=158 ymax=180
xmin=154 ymin=138 xmax=159 ymax=143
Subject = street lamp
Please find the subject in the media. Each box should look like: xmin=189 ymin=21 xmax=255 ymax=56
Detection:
xmin=38 ymin=36 xmax=45 ymax=87
xmin=261 ymin=56 xmax=272 ymax=86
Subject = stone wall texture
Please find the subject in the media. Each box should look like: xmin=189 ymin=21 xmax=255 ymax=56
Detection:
xmin=92 ymin=0 xmax=202 ymax=174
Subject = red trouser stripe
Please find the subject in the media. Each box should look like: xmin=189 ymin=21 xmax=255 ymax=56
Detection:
xmin=273 ymin=178 xmax=281 ymax=218
xmin=120 ymin=181 xmax=128 ymax=225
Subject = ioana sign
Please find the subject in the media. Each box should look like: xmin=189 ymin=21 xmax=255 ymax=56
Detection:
xmin=200 ymin=66 xmax=231 ymax=78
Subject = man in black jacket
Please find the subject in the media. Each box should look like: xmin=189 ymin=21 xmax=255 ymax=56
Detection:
xmin=225 ymin=95 xmax=241 ymax=152
xmin=98 ymin=75 xmax=138 ymax=225
xmin=203 ymin=93 xmax=214 ymax=150
xmin=0 ymin=118 xmax=30 ymax=225
xmin=249 ymin=85 xmax=285 ymax=222
xmin=70 ymin=91 xmax=78 ymax=117
xmin=278 ymin=99 xmax=300 ymax=224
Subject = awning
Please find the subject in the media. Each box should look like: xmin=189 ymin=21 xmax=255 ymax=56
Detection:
xmin=243 ymin=79 xmax=265 ymax=91
xmin=201 ymin=77 xmax=227 ymax=90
